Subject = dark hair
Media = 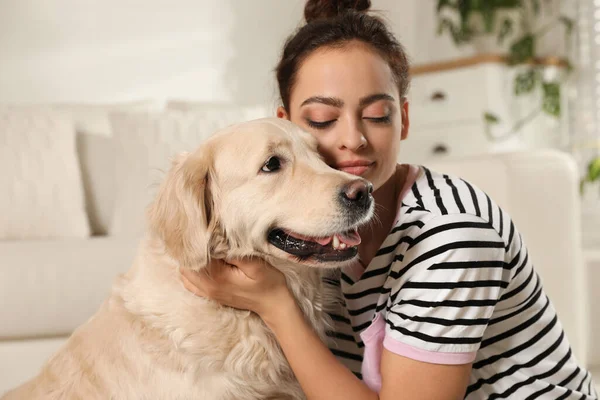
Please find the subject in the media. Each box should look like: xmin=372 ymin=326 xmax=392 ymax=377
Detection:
xmin=276 ymin=0 xmax=410 ymax=112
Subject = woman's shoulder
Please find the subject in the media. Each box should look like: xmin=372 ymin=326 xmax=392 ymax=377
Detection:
xmin=399 ymin=164 xmax=505 ymax=226
xmin=394 ymin=163 xmax=521 ymax=258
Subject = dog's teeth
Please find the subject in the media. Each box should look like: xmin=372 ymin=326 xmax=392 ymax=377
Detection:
xmin=340 ymin=243 xmax=347 ymax=249
xmin=333 ymin=235 xmax=340 ymax=249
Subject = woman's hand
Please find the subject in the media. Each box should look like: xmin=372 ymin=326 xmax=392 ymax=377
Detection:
xmin=180 ymin=257 xmax=294 ymax=321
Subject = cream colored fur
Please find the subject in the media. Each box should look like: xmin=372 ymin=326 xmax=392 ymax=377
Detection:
xmin=2 ymin=118 xmax=373 ymax=400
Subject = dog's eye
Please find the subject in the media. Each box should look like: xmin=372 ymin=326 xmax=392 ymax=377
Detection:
xmin=261 ymin=156 xmax=281 ymax=173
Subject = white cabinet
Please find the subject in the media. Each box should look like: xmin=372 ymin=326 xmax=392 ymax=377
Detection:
xmin=400 ymin=57 xmax=569 ymax=165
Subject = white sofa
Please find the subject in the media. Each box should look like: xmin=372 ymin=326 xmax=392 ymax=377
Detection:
xmin=0 ymin=104 xmax=597 ymax=394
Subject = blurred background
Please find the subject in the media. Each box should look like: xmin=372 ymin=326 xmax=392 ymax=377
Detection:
xmin=0 ymin=0 xmax=599 ymax=394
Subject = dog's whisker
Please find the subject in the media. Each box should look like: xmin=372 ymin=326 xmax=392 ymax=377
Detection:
xmin=370 ymin=204 xmax=385 ymax=228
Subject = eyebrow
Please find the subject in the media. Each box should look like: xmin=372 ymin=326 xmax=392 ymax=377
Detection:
xmin=300 ymin=93 xmax=395 ymax=108
xmin=359 ymin=93 xmax=395 ymax=107
xmin=300 ymin=96 xmax=344 ymax=108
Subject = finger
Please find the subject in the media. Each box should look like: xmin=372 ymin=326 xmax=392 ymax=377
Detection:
xmin=180 ymin=266 xmax=209 ymax=285
xmin=226 ymin=257 xmax=268 ymax=279
xmin=202 ymin=260 xmax=249 ymax=286
xmin=180 ymin=266 xmax=222 ymax=291
xmin=180 ymin=270 xmax=205 ymax=297
xmin=204 ymin=259 xmax=231 ymax=279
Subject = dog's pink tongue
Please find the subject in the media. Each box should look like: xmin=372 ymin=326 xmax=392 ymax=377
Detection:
xmin=336 ymin=229 xmax=362 ymax=246
xmin=314 ymin=237 xmax=334 ymax=246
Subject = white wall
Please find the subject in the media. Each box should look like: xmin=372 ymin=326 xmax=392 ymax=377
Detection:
xmin=0 ymin=0 xmax=429 ymax=106
xmin=0 ymin=0 xmax=572 ymax=106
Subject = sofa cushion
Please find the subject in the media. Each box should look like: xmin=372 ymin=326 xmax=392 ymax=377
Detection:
xmin=50 ymin=101 xmax=160 ymax=235
xmin=0 ymin=337 xmax=67 ymax=395
xmin=109 ymin=106 xmax=269 ymax=237
xmin=0 ymin=107 xmax=90 ymax=239
xmin=0 ymin=237 xmax=138 ymax=338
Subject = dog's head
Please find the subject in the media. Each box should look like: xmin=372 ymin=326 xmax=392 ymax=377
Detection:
xmin=147 ymin=118 xmax=374 ymax=270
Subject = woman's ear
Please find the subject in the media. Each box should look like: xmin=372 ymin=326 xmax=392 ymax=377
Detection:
xmin=400 ymin=99 xmax=410 ymax=141
xmin=147 ymin=149 xmax=215 ymax=270
xmin=276 ymin=106 xmax=290 ymax=120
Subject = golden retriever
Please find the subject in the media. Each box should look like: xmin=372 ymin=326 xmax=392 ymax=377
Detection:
xmin=2 ymin=118 xmax=374 ymax=400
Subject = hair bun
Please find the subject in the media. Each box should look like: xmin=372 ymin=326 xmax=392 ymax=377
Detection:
xmin=304 ymin=0 xmax=371 ymax=23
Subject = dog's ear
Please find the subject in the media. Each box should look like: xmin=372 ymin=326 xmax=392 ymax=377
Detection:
xmin=147 ymin=150 xmax=216 ymax=270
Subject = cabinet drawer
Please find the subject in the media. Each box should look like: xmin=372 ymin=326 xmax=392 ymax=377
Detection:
xmin=398 ymin=122 xmax=493 ymax=165
xmin=408 ymin=64 xmax=509 ymax=130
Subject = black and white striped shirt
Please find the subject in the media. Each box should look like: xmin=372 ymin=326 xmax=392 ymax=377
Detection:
xmin=327 ymin=164 xmax=598 ymax=399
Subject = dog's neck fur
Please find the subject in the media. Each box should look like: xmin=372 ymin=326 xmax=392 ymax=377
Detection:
xmin=113 ymin=235 xmax=330 ymax=397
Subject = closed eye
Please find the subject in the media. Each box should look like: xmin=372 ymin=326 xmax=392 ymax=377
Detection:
xmin=306 ymin=119 xmax=336 ymax=130
xmin=307 ymin=116 xmax=391 ymax=129
xmin=364 ymin=115 xmax=391 ymax=124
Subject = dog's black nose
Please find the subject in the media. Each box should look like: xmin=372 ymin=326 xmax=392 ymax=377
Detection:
xmin=340 ymin=179 xmax=373 ymax=209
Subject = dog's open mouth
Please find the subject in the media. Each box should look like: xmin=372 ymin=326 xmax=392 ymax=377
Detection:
xmin=267 ymin=228 xmax=361 ymax=262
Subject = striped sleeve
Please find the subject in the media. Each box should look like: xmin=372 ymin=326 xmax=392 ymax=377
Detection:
xmin=384 ymin=213 xmax=510 ymax=365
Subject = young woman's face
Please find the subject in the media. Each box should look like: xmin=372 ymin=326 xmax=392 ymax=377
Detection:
xmin=278 ymin=41 xmax=409 ymax=191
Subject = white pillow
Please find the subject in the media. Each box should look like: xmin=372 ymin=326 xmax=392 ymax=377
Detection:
xmin=1 ymin=100 xmax=160 ymax=236
xmin=0 ymin=107 xmax=90 ymax=239
xmin=48 ymin=101 xmax=160 ymax=236
xmin=109 ymin=109 xmax=261 ymax=237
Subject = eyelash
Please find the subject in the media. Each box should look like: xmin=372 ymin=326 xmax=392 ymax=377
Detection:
xmin=306 ymin=115 xmax=391 ymax=130
xmin=366 ymin=115 xmax=391 ymax=124
xmin=306 ymin=119 xmax=334 ymax=129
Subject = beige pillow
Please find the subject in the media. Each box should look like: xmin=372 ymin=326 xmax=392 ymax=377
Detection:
xmin=0 ymin=107 xmax=90 ymax=239
xmin=48 ymin=101 xmax=160 ymax=235
xmin=109 ymin=108 xmax=263 ymax=237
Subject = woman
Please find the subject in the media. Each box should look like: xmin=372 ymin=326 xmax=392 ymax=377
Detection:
xmin=180 ymin=1 xmax=597 ymax=399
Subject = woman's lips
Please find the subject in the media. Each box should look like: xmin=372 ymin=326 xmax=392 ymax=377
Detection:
xmin=336 ymin=161 xmax=375 ymax=176
xmin=339 ymin=165 xmax=370 ymax=175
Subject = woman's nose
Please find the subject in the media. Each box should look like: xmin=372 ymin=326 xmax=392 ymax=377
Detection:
xmin=338 ymin=119 xmax=367 ymax=151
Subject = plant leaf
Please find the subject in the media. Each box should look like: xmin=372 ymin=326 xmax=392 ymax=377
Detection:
xmin=559 ymin=15 xmax=575 ymax=54
xmin=453 ymin=17 xmax=475 ymax=44
xmin=494 ymin=0 xmax=521 ymax=7
xmin=564 ymin=60 xmax=574 ymax=74
xmin=588 ymin=157 xmax=600 ymax=182
xmin=437 ymin=18 xmax=469 ymax=45
xmin=559 ymin=16 xmax=574 ymax=36
xmin=514 ymin=69 xmax=536 ymax=95
xmin=542 ymin=82 xmax=561 ymax=117
xmin=484 ymin=112 xmax=501 ymax=124
xmin=458 ymin=0 xmax=473 ymax=23
xmin=437 ymin=18 xmax=451 ymax=35
xmin=497 ymin=18 xmax=514 ymax=45
xmin=509 ymin=34 xmax=536 ymax=64
xmin=481 ymin=1 xmax=495 ymax=33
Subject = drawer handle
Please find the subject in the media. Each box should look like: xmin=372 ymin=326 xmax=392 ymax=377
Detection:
xmin=430 ymin=91 xmax=447 ymax=101
xmin=432 ymin=144 xmax=449 ymax=155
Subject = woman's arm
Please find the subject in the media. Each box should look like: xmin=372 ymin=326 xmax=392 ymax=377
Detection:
xmin=379 ymin=350 xmax=471 ymax=400
xmin=263 ymin=291 xmax=471 ymax=400
xmin=261 ymin=293 xmax=378 ymax=400
xmin=180 ymin=259 xmax=471 ymax=400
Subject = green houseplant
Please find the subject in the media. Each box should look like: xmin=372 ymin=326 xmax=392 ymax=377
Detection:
xmin=435 ymin=1 xmax=600 ymax=195
xmin=435 ymin=0 xmax=574 ymax=136
xmin=582 ymin=156 xmax=600 ymax=195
